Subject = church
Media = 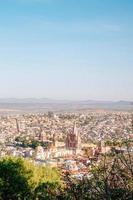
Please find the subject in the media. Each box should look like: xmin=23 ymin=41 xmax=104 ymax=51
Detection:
xmin=65 ymin=122 xmax=81 ymax=153
xmin=35 ymin=123 xmax=82 ymax=160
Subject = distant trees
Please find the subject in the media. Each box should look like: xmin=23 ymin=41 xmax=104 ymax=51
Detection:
xmin=15 ymin=137 xmax=49 ymax=149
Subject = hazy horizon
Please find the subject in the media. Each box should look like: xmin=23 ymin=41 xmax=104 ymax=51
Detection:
xmin=0 ymin=97 xmax=132 ymax=103
xmin=0 ymin=0 xmax=133 ymax=101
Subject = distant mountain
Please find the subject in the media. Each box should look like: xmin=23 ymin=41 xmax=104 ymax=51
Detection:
xmin=0 ymin=98 xmax=133 ymax=114
xmin=79 ymin=100 xmax=113 ymax=105
xmin=114 ymin=100 xmax=133 ymax=105
xmin=0 ymin=98 xmax=70 ymax=104
xmin=0 ymin=98 xmax=132 ymax=106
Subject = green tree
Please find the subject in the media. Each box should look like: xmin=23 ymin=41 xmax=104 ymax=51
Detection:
xmin=0 ymin=157 xmax=62 ymax=200
xmin=65 ymin=147 xmax=133 ymax=200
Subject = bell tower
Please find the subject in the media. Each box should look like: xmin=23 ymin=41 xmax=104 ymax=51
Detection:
xmin=66 ymin=122 xmax=81 ymax=150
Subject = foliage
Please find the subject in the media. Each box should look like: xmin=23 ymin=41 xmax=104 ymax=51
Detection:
xmin=64 ymin=141 xmax=133 ymax=200
xmin=0 ymin=140 xmax=132 ymax=200
xmin=0 ymin=157 xmax=62 ymax=200
xmin=15 ymin=137 xmax=49 ymax=149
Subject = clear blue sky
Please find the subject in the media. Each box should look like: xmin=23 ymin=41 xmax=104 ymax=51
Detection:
xmin=0 ymin=0 xmax=133 ymax=101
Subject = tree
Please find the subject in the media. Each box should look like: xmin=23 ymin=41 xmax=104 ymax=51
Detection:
xmin=0 ymin=139 xmax=132 ymax=200
xmin=0 ymin=157 xmax=35 ymax=199
xmin=34 ymin=167 xmax=64 ymax=200
xmin=63 ymin=140 xmax=133 ymax=200
xmin=0 ymin=157 xmax=62 ymax=200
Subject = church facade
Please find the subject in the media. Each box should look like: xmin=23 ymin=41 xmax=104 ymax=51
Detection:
xmin=66 ymin=123 xmax=81 ymax=150
xmin=35 ymin=123 xmax=82 ymax=161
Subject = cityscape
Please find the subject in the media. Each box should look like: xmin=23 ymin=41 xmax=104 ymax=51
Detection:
xmin=0 ymin=110 xmax=132 ymax=179
xmin=0 ymin=0 xmax=133 ymax=199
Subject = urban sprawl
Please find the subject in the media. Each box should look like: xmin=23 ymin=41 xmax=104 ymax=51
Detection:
xmin=0 ymin=111 xmax=133 ymax=179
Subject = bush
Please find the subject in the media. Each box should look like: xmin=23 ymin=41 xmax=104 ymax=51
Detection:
xmin=0 ymin=157 xmax=62 ymax=200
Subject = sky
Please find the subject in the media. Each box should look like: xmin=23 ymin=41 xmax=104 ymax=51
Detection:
xmin=0 ymin=0 xmax=133 ymax=101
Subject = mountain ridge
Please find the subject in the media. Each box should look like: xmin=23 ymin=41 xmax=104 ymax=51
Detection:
xmin=0 ymin=98 xmax=132 ymax=106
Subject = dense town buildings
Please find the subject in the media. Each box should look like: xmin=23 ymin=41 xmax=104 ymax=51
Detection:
xmin=0 ymin=111 xmax=132 ymax=176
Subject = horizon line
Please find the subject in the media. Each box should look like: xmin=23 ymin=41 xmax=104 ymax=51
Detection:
xmin=0 ymin=97 xmax=132 ymax=102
